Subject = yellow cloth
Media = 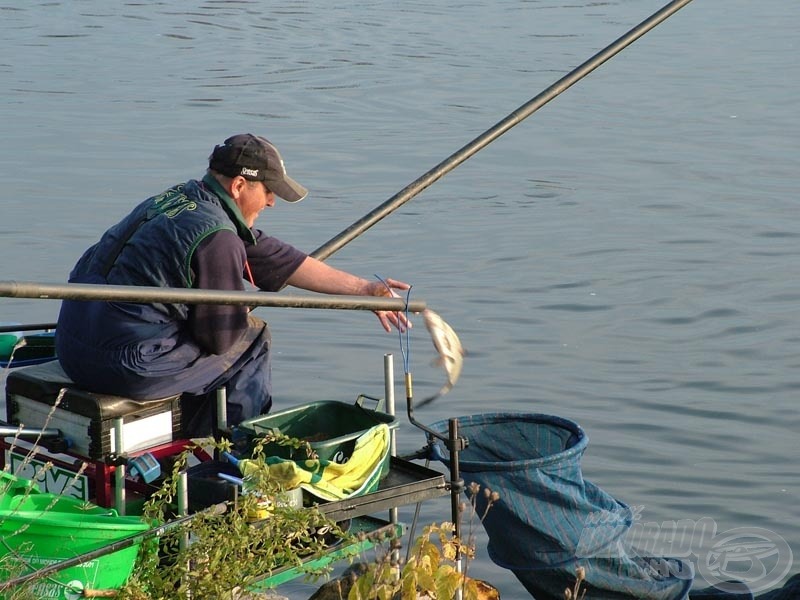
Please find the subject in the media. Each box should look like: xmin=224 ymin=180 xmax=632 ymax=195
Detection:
xmin=238 ymin=423 xmax=390 ymax=501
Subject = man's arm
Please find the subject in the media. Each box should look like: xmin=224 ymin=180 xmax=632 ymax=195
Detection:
xmin=287 ymin=256 xmax=411 ymax=332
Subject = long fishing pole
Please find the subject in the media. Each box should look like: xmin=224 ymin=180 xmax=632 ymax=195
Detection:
xmin=310 ymin=0 xmax=694 ymax=262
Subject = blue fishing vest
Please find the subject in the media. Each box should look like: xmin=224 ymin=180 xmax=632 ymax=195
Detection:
xmin=69 ymin=175 xmax=250 ymax=321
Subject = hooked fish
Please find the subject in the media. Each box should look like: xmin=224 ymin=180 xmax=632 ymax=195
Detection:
xmin=417 ymin=309 xmax=466 ymax=407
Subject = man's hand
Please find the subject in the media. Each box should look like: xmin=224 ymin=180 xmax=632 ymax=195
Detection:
xmin=366 ymin=277 xmax=412 ymax=333
xmin=286 ymin=257 xmax=412 ymax=332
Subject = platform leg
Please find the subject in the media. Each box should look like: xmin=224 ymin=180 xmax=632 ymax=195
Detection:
xmin=216 ymin=387 xmax=227 ymax=431
xmin=384 ymin=353 xmax=398 ymax=528
xmin=114 ymin=417 xmax=125 ymax=515
xmin=448 ymin=418 xmax=464 ymax=600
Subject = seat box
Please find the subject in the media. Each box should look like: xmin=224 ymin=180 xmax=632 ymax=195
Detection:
xmin=5 ymin=360 xmax=182 ymax=460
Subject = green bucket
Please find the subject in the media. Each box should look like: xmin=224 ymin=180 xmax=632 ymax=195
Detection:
xmin=0 ymin=473 xmax=149 ymax=599
xmin=0 ymin=471 xmax=40 ymax=509
xmin=237 ymin=398 xmax=397 ymax=465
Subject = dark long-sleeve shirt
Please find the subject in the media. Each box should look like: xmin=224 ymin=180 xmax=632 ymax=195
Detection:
xmin=189 ymin=228 xmax=307 ymax=354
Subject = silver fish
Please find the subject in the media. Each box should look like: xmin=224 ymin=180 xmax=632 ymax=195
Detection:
xmin=417 ymin=309 xmax=466 ymax=407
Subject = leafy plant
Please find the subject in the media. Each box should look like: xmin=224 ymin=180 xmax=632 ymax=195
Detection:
xmin=338 ymin=482 xmax=500 ymax=600
xmin=121 ymin=438 xmax=349 ymax=599
xmin=2 ymin=426 xmax=504 ymax=600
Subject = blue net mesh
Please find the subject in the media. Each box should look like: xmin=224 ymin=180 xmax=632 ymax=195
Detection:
xmin=427 ymin=413 xmax=695 ymax=600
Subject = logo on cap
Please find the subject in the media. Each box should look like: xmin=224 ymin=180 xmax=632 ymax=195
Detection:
xmin=241 ymin=167 xmax=259 ymax=178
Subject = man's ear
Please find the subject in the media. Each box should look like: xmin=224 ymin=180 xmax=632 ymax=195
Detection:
xmin=228 ymin=175 xmax=247 ymax=199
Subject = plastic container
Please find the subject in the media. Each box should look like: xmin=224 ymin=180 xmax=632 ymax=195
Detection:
xmin=0 ymin=330 xmax=57 ymax=368
xmin=186 ymin=460 xmax=241 ymax=511
xmin=244 ymin=486 xmax=304 ymax=521
xmin=0 ymin=470 xmax=40 ymax=508
xmin=236 ymin=398 xmax=398 ymax=466
xmin=0 ymin=472 xmax=150 ymax=599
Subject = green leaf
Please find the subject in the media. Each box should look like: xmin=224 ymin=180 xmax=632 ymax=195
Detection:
xmin=434 ymin=567 xmax=462 ymax=600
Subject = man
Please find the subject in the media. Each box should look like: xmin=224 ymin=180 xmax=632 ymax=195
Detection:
xmin=56 ymin=134 xmax=410 ymax=436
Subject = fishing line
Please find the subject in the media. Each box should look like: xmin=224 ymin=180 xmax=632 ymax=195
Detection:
xmin=373 ymin=274 xmax=427 ymax=563
xmin=373 ymin=274 xmax=412 ymax=374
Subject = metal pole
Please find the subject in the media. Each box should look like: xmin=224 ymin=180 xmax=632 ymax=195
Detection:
xmin=449 ymin=418 xmax=464 ymax=600
xmin=384 ymin=354 xmax=397 ymax=458
xmin=0 ymin=280 xmax=425 ymax=313
xmin=216 ymin=387 xmax=228 ymax=431
xmin=178 ymin=472 xmax=189 ymax=518
xmin=178 ymin=471 xmax=190 ymax=555
xmin=311 ymin=0 xmax=694 ymax=262
xmin=0 ymin=425 xmax=61 ymax=438
xmin=384 ymin=354 xmax=398 ymax=530
xmin=114 ymin=417 xmax=126 ymax=516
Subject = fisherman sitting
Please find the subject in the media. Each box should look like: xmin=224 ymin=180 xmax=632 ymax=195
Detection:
xmin=56 ymin=134 xmax=410 ymax=437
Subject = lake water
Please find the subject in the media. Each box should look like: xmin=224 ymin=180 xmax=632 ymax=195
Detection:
xmin=1 ymin=1 xmax=798 ymax=598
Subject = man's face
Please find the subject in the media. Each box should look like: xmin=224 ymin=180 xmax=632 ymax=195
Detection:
xmin=233 ymin=179 xmax=275 ymax=227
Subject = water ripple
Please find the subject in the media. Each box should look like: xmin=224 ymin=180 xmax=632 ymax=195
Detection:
xmin=3 ymin=2 xmax=799 ymax=597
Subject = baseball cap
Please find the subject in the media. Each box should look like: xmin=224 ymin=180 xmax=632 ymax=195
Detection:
xmin=208 ymin=134 xmax=308 ymax=202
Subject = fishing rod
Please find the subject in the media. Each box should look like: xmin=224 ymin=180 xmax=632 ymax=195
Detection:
xmin=307 ymin=0 xmax=694 ymax=409
xmin=0 ymin=281 xmax=425 ymax=313
xmin=310 ymin=0 xmax=694 ymax=262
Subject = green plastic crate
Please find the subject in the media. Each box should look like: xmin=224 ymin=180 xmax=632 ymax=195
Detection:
xmin=237 ymin=397 xmax=397 ymax=462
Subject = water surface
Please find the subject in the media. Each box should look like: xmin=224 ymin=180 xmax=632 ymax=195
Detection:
xmin=1 ymin=1 xmax=798 ymax=597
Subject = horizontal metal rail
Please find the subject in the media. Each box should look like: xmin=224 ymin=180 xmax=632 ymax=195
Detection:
xmin=0 ymin=280 xmax=425 ymax=312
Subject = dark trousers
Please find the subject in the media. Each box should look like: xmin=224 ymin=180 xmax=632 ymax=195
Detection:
xmin=57 ymin=306 xmax=272 ymax=438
